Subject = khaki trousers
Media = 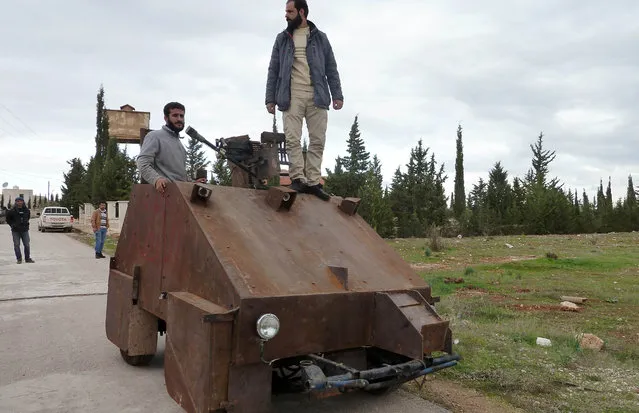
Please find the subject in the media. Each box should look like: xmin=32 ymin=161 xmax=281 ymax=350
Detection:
xmin=283 ymin=89 xmax=328 ymax=186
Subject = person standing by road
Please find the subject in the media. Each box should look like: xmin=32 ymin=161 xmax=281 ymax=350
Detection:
xmin=264 ymin=0 xmax=344 ymax=200
xmin=137 ymin=101 xmax=207 ymax=194
xmin=91 ymin=202 xmax=109 ymax=259
xmin=6 ymin=196 xmax=34 ymax=264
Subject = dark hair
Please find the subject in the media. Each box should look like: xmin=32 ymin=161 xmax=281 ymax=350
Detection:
xmin=163 ymin=102 xmax=185 ymax=116
xmin=288 ymin=0 xmax=308 ymax=17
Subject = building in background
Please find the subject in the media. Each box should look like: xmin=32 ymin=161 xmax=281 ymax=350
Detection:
xmin=2 ymin=187 xmax=34 ymax=207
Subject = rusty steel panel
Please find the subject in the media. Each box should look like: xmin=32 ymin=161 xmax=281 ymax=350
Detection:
xmin=226 ymin=364 xmax=273 ymax=413
xmin=161 ymin=184 xmax=242 ymax=310
xmin=234 ymin=293 xmax=375 ymax=365
xmin=164 ymin=292 xmax=234 ymax=412
xmin=170 ymin=182 xmax=427 ymax=297
xmin=110 ymin=186 xmax=166 ymax=318
xmin=105 ymin=269 xmax=158 ymax=356
xmin=105 ymin=270 xmax=133 ymax=350
xmin=371 ymin=292 xmax=424 ymax=360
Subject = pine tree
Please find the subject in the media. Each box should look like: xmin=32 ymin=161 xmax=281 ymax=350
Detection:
xmin=185 ymin=135 xmax=210 ymax=180
xmin=530 ymin=132 xmax=557 ymax=188
xmin=357 ymin=155 xmax=395 ymax=237
xmin=210 ymin=153 xmax=232 ymax=186
xmin=324 ymin=116 xmax=370 ymax=198
xmin=453 ymin=123 xmax=466 ymax=218
xmin=98 ymin=138 xmax=139 ymax=200
xmin=0 ymin=193 xmax=4 ymax=208
xmin=60 ymin=158 xmax=89 ymax=217
xmin=486 ymin=161 xmax=512 ymax=233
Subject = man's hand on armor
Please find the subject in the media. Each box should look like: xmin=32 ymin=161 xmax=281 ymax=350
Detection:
xmin=266 ymin=103 xmax=275 ymax=114
xmin=155 ymin=178 xmax=168 ymax=194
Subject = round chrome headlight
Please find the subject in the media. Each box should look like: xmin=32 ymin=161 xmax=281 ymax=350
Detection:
xmin=256 ymin=313 xmax=280 ymax=341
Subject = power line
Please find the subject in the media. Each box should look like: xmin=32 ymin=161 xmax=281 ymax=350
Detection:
xmin=0 ymin=103 xmax=41 ymax=138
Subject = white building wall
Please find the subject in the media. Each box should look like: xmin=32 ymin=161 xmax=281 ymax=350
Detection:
xmin=2 ymin=188 xmax=34 ymax=206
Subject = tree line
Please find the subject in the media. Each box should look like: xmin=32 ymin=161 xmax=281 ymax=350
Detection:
xmin=323 ymin=119 xmax=638 ymax=237
xmin=59 ymin=85 xmax=638 ymax=238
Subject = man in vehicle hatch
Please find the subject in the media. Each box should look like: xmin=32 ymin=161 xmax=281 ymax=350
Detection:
xmin=265 ymin=0 xmax=344 ymax=201
xmin=6 ymin=196 xmax=34 ymax=264
xmin=137 ymin=101 xmax=207 ymax=194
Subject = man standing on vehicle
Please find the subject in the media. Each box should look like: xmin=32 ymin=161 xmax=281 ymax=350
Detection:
xmin=137 ymin=101 xmax=207 ymax=194
xmin=265 ymin=0 xmax=344 ymax=200
xmin=91 ymin=201 xmax=109 ymax=259
xmin=6 ymin=196 xmax=34 ymax=264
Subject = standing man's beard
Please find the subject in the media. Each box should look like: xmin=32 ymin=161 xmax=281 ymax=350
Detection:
xmin=167 ymin=120 xmax=184 ymax=133
xmin=287 ymin=14 xmax=302 ymax=30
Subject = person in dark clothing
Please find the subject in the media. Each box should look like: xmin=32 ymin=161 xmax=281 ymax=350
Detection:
xmin=6 ymin=197 xmax=35 ymax=264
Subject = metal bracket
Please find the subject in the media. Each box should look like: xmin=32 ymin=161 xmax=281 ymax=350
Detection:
xmin=266 ymin=186 xmax=297 ymax=211
xmin=338 ymin=197 xmax=361 ymax=216
xmin=190 ymin=183 xmax=212 ymax=205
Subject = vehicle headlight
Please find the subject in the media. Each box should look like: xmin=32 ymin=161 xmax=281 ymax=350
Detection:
xmin=256 ymin=313 xmax=280 ymax=341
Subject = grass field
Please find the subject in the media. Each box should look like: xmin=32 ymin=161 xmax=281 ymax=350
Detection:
xmin=72 ymin=228 xmax=638 ymax=412
xmin=391 ymin=232 xmax=639 ymax=413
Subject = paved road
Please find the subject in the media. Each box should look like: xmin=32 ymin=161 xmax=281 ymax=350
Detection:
xmin=0 ymin=221 xmax=449 ymax=413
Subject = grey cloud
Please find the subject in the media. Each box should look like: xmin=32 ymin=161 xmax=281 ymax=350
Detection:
xmin=1 ymin=0 xmax=638 ymax=201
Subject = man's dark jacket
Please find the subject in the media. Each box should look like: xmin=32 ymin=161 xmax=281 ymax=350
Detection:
xmin=265 ymin=20 xmax=344 ymax=111
xmin=6 ymin=205 xmax=30 ymax=232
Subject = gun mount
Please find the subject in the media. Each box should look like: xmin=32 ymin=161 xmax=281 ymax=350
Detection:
xmin=105 ymin=180 xmax=460 ymax=412
xmin=185 ymin=126 xmax=281 ymax=189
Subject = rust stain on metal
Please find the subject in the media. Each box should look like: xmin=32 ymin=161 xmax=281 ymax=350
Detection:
xmin=327 ymin=265 xmax=349 ymax=290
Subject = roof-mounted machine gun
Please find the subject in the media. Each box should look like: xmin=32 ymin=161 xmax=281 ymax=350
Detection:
xmin=185 ymin=126 xmax=281 ymax=189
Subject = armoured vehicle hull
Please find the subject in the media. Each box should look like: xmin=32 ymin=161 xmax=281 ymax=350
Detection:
xmin=105 ymin=182 xmax=459 ymax=412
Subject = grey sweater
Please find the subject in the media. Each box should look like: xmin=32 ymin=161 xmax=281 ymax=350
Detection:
xmin=137 ymin=125 xmax=189 ymax=185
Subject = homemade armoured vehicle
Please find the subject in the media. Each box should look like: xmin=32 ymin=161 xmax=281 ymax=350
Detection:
xmin=105 ymin=127 xmax=460 ymax=413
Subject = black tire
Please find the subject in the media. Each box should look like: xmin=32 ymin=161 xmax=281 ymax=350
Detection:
xmin=120 ymin=349 xmax=154 ymax=366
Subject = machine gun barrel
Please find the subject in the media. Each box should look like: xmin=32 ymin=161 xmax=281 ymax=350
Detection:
xmin=185 ymin=126 xmax=259 ymax=179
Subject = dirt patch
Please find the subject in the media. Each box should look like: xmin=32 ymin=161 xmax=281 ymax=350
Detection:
xmin=455 ymin=286 xmax=489 ymax=298
xmin=489 ymin=295 xmax=509 ymax=302
xmin=405 ymin=377 xmax=524 ymax=413
xmin=609 ymin=330 xmax=639 ymax=344
xmin=512 ymin=287 xmax=532 ymax=293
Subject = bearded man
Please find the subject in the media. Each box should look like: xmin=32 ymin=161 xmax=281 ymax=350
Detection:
xmin=137 ymin=101 xmax=206 ymax=194
xmin=265 ymin=0 xmax=344 ymax=201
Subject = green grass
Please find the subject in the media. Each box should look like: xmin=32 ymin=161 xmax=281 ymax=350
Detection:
xmin=390 ymin=232 xmax=639 ymax=413
xmin=70 ymin=230 xmax=118 ymax=257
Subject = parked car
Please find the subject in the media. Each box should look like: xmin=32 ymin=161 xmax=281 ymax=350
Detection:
xmin=38 ymin=206 xmax=74 ymax=232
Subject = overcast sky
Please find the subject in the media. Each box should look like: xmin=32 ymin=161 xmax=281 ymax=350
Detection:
xmin=1 ymin=0 xmax=637 ymax=204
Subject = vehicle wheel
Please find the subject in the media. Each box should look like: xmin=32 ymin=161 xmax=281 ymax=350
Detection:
xmin=120 ymin=349 xmax=154 ymax=366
